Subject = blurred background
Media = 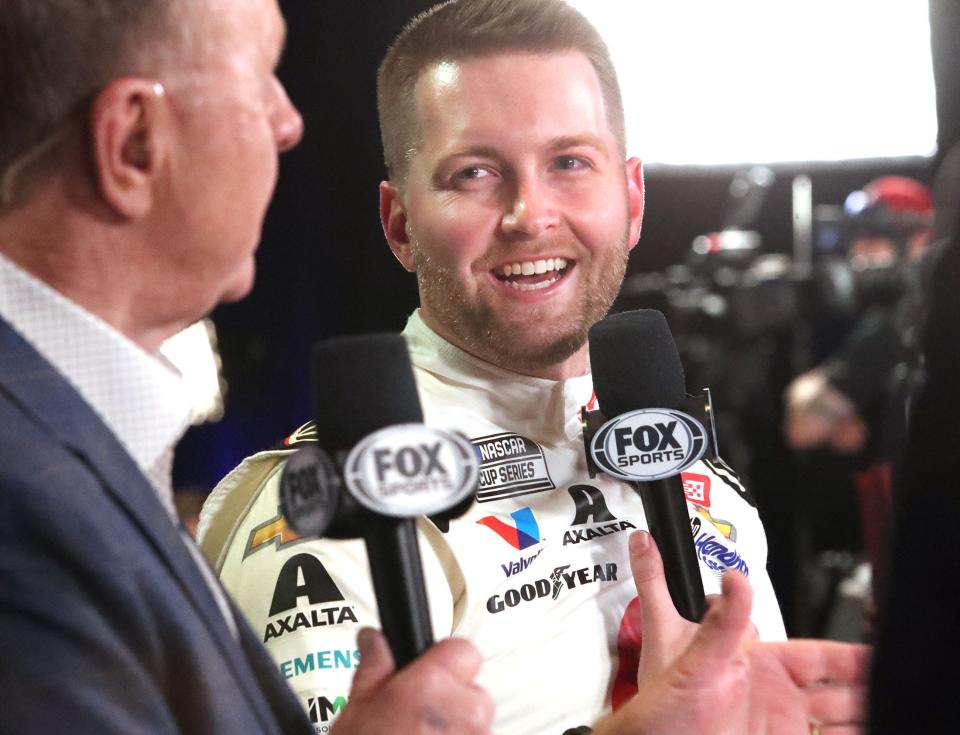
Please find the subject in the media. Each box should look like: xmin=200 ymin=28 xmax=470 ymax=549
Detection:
xmin=172 ymin=0 xmax=960 ymax=639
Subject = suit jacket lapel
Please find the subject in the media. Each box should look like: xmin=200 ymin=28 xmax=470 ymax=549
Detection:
xmin=0 ymin=317 xmax=285 ymax=733
xmin=233 ymin=597 xmax=313 ymax=733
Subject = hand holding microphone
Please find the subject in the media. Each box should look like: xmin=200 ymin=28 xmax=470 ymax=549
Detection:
xmin=331 ymin=629 xmax=494 ymax=735
xmin=278 ymin=334 xmax=478 ymax=667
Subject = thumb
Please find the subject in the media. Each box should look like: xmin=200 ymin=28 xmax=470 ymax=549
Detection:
xmin=629 ymin=530 xmax=684 ymax=665
xmin=679 ymin=571 xmax=753 ymax=668
xmin=349 ymin=627 xmax=396 ymax=699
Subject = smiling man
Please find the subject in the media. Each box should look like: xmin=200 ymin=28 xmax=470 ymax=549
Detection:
xmin=379 ymin=49 xmax=641 ymax=380
xmin=197 ymin=1 xmax=794 ymax=732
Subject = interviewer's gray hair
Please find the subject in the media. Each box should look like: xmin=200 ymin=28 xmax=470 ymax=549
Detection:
xmin=0 ymin=0 xmax=194 ymax=208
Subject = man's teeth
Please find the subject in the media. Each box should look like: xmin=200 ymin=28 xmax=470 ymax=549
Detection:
xmin=505 ymin=274 xmax=561 ymax=291
xmin=500 ymin=258 xmax=568 ymax=277
xmin=496 ymin=258 xmax=569 ymax=291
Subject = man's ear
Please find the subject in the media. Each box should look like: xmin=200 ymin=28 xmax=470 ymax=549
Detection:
xmin=88 ymin=78 xmax=167 ymax=219
xmin=625 ymin=157 xmax=645 ymax=250
xmin=380 ymin=180 xmax=416 ymax=272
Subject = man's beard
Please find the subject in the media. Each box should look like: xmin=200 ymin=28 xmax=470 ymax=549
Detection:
xmin=411 ymin=232 xmax=631 ymax=375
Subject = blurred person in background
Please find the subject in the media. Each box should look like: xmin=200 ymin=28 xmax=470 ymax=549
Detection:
xmin=869 ymin=147 xmax=960 ymax=735
xmin=785 ymin=176 xmax=933 ymax=460
xmin=784 ymin=176 xmax=936 ymax=625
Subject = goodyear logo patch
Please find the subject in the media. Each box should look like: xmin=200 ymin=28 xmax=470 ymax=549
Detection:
xmin=472 ymin=432 xmax=555 ymax=503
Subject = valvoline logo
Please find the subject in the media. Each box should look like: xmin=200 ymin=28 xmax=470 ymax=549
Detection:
xmin=590 ymin=408 xmax=707 ymax=481
xmin=476 ymin=507 xmax=541 ymax=550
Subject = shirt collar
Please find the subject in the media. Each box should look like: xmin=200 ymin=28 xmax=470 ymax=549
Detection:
xmin=402 ymin=309 xmax=596 ymax=443
xmin=0 ymin=252 xmax=192 ymax=516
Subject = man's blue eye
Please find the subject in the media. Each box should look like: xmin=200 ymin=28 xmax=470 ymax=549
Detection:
xmin=555 ymin=156 xmax=584 ymax=170
xmin=459 ymin=166 xmax=489 ymax=179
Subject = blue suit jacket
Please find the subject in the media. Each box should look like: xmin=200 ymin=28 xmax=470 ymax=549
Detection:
xmin=0 ymin=316 xmax=313 ymax=734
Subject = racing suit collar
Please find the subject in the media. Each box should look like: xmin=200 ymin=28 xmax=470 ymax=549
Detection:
xmin=402 ymin=310 xmax=595 ymax=445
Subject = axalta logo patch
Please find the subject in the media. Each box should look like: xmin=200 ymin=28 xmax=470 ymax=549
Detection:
xmin=263 ymin=554 xmax=358 ymax=641
xmin=563 ymin=485 xmax=636 ymax=546
xmin=591 ymin=409 xmax=707 ymax=481
xmin=264 ymin=606 xmax=358 ymax=642
xmin=473 ymin=432 xmax=555 ymax=502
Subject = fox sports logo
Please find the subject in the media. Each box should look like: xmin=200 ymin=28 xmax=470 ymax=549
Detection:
xmin=590 ymin=408 xmax=707 ymax=481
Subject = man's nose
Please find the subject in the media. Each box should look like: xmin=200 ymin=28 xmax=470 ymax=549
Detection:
xmin=273 ymin=78 xmax=304 ymax=153
xmin=500 ymin=176 xmax=558 ymax=239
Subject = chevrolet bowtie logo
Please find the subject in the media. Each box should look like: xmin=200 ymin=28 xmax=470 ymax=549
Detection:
xmin=245 ymin=510 xmax=302 ymax=559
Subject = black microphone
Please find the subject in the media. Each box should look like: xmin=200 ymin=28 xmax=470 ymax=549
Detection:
xmin=280 ymin=334 xmax=478 ymax=667
xmin=588 ymin=310 xmax=707 ymax=622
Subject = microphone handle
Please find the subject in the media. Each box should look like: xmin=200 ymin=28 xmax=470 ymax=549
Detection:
xmin=632 ymin=477 xmax=707 ymax=622
xmin=363 ymin=515 xmax=434 ymax=667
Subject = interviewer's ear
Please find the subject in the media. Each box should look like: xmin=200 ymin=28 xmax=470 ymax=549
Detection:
xmin=625 ymin=157 xmax=644 ymax=249
xmin=89 ymin=78 xmax=168 ymax=219
xmin=380 ymin=180 xmax=416 ymax=272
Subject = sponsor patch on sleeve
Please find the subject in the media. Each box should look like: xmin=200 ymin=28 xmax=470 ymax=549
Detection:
xmin=244 ymin=508 xmax=303 ymax=560
xmin=681 ymin=471 xmax=712 ymax=508
xmin=262 ymin=553 xmax=359 ymax=642
xmin=694 ymin=506 xmax=737 ymax=542
xmin=690 ymin=516 xmax=749 ymax=578
xmin=472 ymin=432 xmax=555 ymax=502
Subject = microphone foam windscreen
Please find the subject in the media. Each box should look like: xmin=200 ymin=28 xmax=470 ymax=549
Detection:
xmin=589 ymin=310 xmax=686 ymax=414
xmin=312 ymin=333 xmax=423 ymax=451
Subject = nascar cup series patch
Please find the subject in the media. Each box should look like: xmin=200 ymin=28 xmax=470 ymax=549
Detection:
xmin=590 ymin=408 xmax=707 ymax=482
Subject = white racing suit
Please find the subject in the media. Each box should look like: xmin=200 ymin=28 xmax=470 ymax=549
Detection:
xmin=198 ymin=311 xmax=785 ymax=735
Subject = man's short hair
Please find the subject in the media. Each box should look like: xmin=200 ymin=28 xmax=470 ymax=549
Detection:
xmin=0 ymin=0 xmax=192 ymax=208
xmin=377 ymin=0 xmax=625 ymax=186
